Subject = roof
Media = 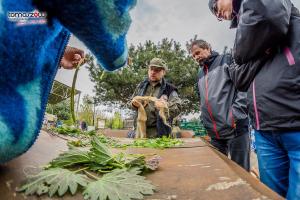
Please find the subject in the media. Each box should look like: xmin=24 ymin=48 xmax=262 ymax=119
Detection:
xmin=48 ymin=80 xmax=81 ymax=104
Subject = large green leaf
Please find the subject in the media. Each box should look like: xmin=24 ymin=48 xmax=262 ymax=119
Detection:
xmin=83 ymin=168 xmax=155 ymax=200
xmin=49 ymin=148 xmax=91 ymax=168
xmin=18 ymin=168 xmax=89 ymax=197
xmin=90 ymin=137 xmax=114 ymax=165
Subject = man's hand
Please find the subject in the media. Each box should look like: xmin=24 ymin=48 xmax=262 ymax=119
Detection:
xmin=154 ymin=99 xmax=168 ymax=109
xmin=60 ymin=46 xmax=84 ymax=69
xmin=131 ymin=99 xmax=141 ymax=108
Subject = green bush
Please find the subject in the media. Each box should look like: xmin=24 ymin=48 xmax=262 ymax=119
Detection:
xmin=111 ymin=112 xmax=123 ymax=129
xmin=55 ymin=127 xmax=81 ymax=136
xmin=105 ymin=118 xmax=113 ymax=129
xmin=63 ymin=119 xmax=74 ymax=126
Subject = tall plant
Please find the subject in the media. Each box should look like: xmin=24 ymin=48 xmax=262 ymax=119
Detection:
xmin=70 ymin=59 xmax=85 ymax=124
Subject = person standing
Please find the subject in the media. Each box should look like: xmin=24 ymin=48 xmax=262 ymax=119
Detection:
xmin=208 ymin=0 xmax=300 ymax=198
xmin=190 ymin=39 xmax=250 ymax=171
xmin=130 ymin=58 xmax=182 ymax=138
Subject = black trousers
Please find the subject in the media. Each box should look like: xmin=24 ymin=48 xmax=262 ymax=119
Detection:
xmin=211 ymin=133 xmax=250 ymax=171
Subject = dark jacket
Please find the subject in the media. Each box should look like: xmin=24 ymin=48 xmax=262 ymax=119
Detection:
xmin=137 ymin=78 xmax=177 ymax=99
xmin=230 ymin=0 xmax=300 ymax=131
xmin=197 ymin=52 xmax=249 ymax=140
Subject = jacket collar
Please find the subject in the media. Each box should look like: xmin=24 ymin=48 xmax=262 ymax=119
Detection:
xmin=202 ymin=51 xmax=219 ymax=68
xmin=140 ymin=78 xmax=167 ymax=97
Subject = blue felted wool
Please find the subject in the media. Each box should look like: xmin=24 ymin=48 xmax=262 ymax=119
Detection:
xmin=0 ymin=0 xmax=136 ymax=163
xmin=33 ymin=0 xmax=136 ymax=71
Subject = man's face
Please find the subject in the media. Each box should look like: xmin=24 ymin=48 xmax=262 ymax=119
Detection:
xmin=191 ymin=45 xmax=211 ymax=65
xmin=213 ymin=0 xmax=233 ymax=21
xmin=148 ymin=66 xmax=165 ymax=82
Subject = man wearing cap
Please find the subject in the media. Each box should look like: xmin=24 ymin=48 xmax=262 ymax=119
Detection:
xmin=208 ymin=0 xmax=300 ymax=198
xmin=130 ymin=58 xmax=181 ymax=138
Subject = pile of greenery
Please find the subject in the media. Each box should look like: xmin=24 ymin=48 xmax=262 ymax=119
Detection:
xmin=52 ymin=126 xmax=184 ymax=149
xmin=67 ymin=139 xmax=91 ymax=147
xmin=52 ymin=126 xmax=96 ymax=137
xmin=17 ymin=137 xmax=157 ymax=200
xmin=66 ymin=132 xmax=119 ymax=148
xmin=95 ymin=133 xmax=121 ymax=147
xmin=130 ymin=137 xmax=184 ymax=149
xmin=94 ymin=135 xmax=184 ymax=149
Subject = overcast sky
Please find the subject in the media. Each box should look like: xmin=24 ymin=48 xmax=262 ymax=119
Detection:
xmin=56 ymin=0 xmax=300 ymax=99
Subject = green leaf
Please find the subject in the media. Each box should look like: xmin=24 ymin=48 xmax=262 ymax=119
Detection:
xmin=90 ymin=137 xmax=114 ymax=165
xmin=49 ymin=149 xmax=91 ymax=168
xmin=131 ymin=137 xmax=183 ymax=149
xmin=123 ymin=154 xmax=146 ymax=170
xmin=83 ymin=169 xmax=155 ymax=200
xmin=18 ymin=168 xmax=89 ymax=197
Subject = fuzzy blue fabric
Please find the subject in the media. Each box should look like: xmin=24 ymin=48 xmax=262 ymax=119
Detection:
xmin=0 ymin=0 xmax=135 ymax=163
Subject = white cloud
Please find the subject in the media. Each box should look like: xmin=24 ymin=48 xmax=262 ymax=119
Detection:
xmin=57 ymin=0 xmax=300 ymax=98
xmin=127 ymin=0 xmax=235 ymax=51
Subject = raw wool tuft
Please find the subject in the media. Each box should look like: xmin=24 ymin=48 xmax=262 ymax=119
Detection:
xmin=133 ymin=96 xmax=170 ymax=138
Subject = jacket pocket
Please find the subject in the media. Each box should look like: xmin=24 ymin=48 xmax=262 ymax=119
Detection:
xmin=200 ymin=107 xmax=214 ymax=132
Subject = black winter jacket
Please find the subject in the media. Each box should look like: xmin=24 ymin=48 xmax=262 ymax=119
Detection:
xmin=230 ymin=0 xmax=300 ymax=131
xmin=197 ymin=52 xmax=249 ymax=139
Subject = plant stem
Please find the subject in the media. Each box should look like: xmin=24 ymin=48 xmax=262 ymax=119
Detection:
xmin=73 ymin=167 xmax=89 ymax=173
xmin=111 ymin=163 xmax=125 ymax=169
xmin=71 ymin=66 xmax=80 ymax=125
xmin=83 ymin=170 xmax=100 ymax=180
xmin=71 ymin=59 xmax=85 ymax=125
xmin=97 ymin=169 xmax=111 ymax=173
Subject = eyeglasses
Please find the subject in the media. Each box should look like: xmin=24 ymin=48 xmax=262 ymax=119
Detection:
xmin=212 ymin=0 xmax=223 ymax=21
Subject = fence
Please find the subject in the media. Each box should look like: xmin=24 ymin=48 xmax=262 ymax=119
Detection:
xmin=180 ymin=121 xmax=207 ymax=136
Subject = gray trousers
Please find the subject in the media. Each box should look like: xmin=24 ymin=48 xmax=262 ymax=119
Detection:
xmin=210 ymin=133 xmax=250 ymax=171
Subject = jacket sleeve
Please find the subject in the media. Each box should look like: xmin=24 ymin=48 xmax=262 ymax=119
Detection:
xmin=232 ymin=92 xmax=248 ymax=120
xmin=227 ymin=56 xmax=268 ymax=92
xmin=233 ymin=0 xmax=292 ymax=65
xmin=194 ymin=82 xmax=201 ymax=103
xmin=232 ymin=91 xmax=249 ymax=135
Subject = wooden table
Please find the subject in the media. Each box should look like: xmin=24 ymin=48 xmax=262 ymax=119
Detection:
xmin=0 ymin=132 xmax=282 ymax=200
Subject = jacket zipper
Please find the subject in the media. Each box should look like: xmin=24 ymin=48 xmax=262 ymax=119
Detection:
xmin=252 ymin=80 xmax=260 ymax=130
xmin=229 ymin=109 xmax=235 ymax=128
xmin=204 ymin=65 xmax=220 ymax=139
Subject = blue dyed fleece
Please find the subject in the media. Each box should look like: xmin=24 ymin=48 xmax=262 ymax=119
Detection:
xmin=0 ymin=0 xmax=136 ymax=163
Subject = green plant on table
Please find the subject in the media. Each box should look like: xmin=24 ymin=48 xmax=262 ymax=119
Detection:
xmin=17 ymin=137 xmax=157 ymax=200
xmin=131 ymin=136 xmax=184 ymax=149
xmin=94 ymin=135 xmax=184 ymax=149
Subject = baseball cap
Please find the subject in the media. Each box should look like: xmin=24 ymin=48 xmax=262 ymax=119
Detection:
xmin=149 ymin=58 xmax=168 ymax=70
